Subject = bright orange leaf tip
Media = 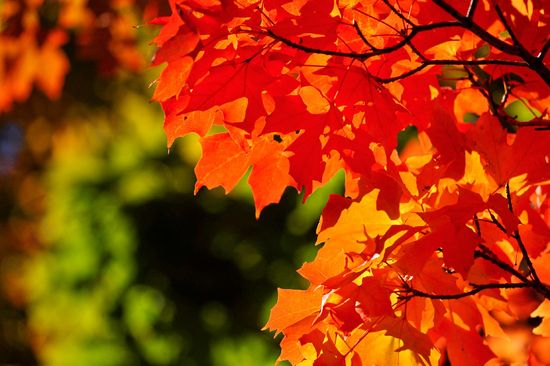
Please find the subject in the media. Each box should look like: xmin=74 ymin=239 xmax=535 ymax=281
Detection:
xmin=152 ymin=0 xmax=550 ymax=364
xmin=194 ymin=133 xmax=296 ymax=218
xmin=263 ymin=287 xmax=324 ymax=335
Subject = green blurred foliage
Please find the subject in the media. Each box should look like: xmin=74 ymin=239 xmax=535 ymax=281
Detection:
xmin=0 ymin=41 xmax=343 ymax=366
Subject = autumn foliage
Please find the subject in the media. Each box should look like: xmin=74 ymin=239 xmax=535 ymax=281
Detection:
xmin=150 ymin=0 xmax=550 ymax=364
xmin=0 ymin=0 xmax=163 ymax=112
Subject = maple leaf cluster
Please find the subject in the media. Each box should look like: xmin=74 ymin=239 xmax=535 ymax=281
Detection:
xmin=0 ymin=0 xmax=161 ymax=112
xmin=151 ymin=0 xmax=550 ymax=364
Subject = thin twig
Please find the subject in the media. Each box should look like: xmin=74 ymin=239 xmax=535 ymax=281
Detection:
xmin=506 ymin=183 xmax=538 ymax=281
xmin=398 ymin=282 xmax=527 ymax=301
xmin=352 ymin=20 xmax=379 ymax=50
xmin=381 ymin=0 xmax=414 ymax=27
xmin=488 ymin=210 xmax=507 ymax=234
xmin=494 ymin=5 xmax=524 ymax=51
xmin=466 ymin=0 xmax=479 ymax=19
xmin=266 ymin=21 xmax=467 ymax=61
xmin=266 ymin=24 xmax=530 ymax=86
xmin=539 ymin=39 xmax=550 ymax=60
xmin=432 ymin=0 xmax=550 ymax=84
xmin=432 ymin=0 xmax=520 ymax=55
xmin=475 ymin=244 xmax=530 ymax=283
xmin=508 ymin=119 xmax=550 ymax=129
xmin=505 ymin=182 xmax=513 ymax=212
xmin=473 ymin=214 xmax=481 ymax=236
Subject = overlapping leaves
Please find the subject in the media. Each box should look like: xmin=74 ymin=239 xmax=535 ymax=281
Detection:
xmin=152 ymin=0 xmax=550 ymax=364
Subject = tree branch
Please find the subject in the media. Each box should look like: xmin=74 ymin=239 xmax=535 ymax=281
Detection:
xmin=431 ymin=0 xmax=520 ymax=56
xmin=466 ymin=0 xmax=479 ymax=19
xmin=371 ymin=64 xmax=429 ymax=84
xmin=475 ymin=244 xmax=530 ymax=283
xmin=432 ymin=0 xmax=550 ymax=85
xmin=488 ymin=210 xmax=507 ymax=234
xmin=267 ymin=29 xmax=530 ymax=88
xmin=263 ymin=0 xmax=550 ymax=88
xmin=352 ymin=20 xmax=379 ymax=51
xmin=370 ymin=59 xmax=528 ymax=84
xmin=505 ymin=183 xmax=541 ymax=284
xmin=267 ymin=21 xmax=466 ymax=61
xmin=380 ymin=0 xmax=414 ymax=27
xmin=398 ymin=282 xmax=527 ymax=301
xmin=398 ymin=194 xmax=550 ymax=304
xmin=539 ymin=39 xmax=550 ymax=61
xmin=508 ymin=118 xmax=550 ymax=130
xmin=474 ymin=211 xmax=532 ymax=285
xmin=473 ymin=214 xmax=482 ymax=236
xmin=494 ymin=5 xmax=524 ymax=53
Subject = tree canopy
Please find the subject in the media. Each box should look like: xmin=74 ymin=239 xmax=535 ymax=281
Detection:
xmin=151 ymin=0 xmax=550 ymax=364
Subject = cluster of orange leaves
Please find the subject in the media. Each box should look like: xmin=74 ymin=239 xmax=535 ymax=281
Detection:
xmin=151 ymin=0 xmax=550 ymax=364
xmin=0 ymin=0 xmax=159 ymax=112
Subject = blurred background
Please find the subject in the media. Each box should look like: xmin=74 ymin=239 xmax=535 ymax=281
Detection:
xmin=0 ymin=1 xmax=343 ymax=365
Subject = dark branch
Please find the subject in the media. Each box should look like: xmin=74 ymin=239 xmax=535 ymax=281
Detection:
xmin=488 ymin=210 xmax=507 ymax=234
xmin=431 ymin=0 xmax=520 ymax=56
xmin=264 ymin=0 xmax=550 ymax=86
xmin=425 ymin=59 xmax=525 ymax=67
xmin=381 ymin=0 xmax=414 ymax=27
xmin=475 ymin=244 xmax=530 ymax=283
xmin=265 ymin=29 xmax=361 ymax=58
xmin=371 ymin=64 xmax=429 ymax=83
xmin=505 ymin=183 xmax=541 ymax=284
xmin=353 ymin=7 xmax=401 ymax=34
xmin=399 ymin=282 xmax=527 ymax=301
xmin=267 ymin=28 xmax=530 ymax=86
xmin=539 ymin=39 xmax=550 ymax=60
xmin=352 ymin=20 xmax=379 ymax=50
xmin=466 ymin=0 xmax=479 ymax=19
xmin=509 ymin=118 xmax=550 ymax=130
xmin=473 ymin=214 xmax=481 ymax=236
xmin=267 ymin=21 xmax=466 ymax=61
xmin=372 ymin=58 xmax=529 ymax=84
xmin=494 ymin=110 xmax=550 ymax=130
xmin=503 ymin=184 xmax=550 ymax=298
xmin=432 ymin=1 xmax=550 ymax=85
xmin=494 ymin=5 xmax=524 ymax=52
xmin=505 ymin=182 xmax=513 ymax=212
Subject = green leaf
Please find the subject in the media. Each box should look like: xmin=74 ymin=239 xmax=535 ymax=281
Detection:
xmin=437 ymin=66 xmax=468 ymax=89
xmin=463 ymin=112 xmax=480 ymax=124
xmin=474 ymin=44 xmax=490 ymax=59
xmin=489 ymin=73 xmax=525 ymax=105
xmin=504 ymin=99 xmax=542 ymax=122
